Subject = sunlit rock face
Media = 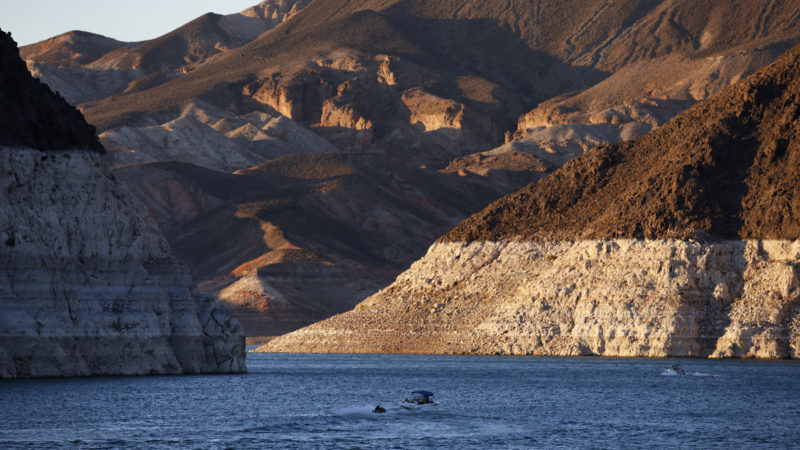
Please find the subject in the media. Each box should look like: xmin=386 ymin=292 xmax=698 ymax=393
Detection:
xmin=261 ymin=240 xmax=800 ymax=358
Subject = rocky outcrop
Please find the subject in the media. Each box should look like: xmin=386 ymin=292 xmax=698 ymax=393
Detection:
xmin=242 ymin=50 xmax=502 ymax=155
xmin=0 ymin=148 xmax=246 ymax=377
xmin=261 ymin=44 xmax=800 ymax=358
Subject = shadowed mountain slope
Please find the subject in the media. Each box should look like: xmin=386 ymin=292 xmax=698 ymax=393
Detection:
xmin=445 ymin=43 xmax=800 ymax=243
xmin=0 ymin=30 xmax=103 ymax=151
xmin=88 ymin=12 xmax=264 ymax=73
xmin=116 ymin=152 xmax=496 ymax=334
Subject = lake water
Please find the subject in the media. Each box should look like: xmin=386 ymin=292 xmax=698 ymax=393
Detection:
xmin=1 ymin=353 xmax=799 ymax=448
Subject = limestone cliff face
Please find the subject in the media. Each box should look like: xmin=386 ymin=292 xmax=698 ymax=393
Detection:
xmin=0 ymin=148 xmax=246 ymax=378
xmin=262 ymin=240 xmax=800 ymax=358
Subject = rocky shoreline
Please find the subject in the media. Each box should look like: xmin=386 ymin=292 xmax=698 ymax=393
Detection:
xmin=261 ymin=239 xmax=799 ymax=358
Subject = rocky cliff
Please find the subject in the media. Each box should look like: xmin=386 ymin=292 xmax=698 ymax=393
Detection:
xmin=0 ymin=30 xmax=246 ymax=378
xmin=261 ymin=44 xmax=800 ymax=358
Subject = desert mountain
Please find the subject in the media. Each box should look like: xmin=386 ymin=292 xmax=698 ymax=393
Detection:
xmin=0 ymin=29 xmax=245 ymax=378
xmin=19 ymin=30 xmax=134 ymax=67
xmin=66 ymin=0 xmax=800 ymax=201
xmin=22 ymin=0 xmax=309 ymax=105
xmin=263 ymin=43 xmax=800 ymax=359
xmin=21 ymin=0 xmax=800 ymax=339
xmin=116 ymin=152 xmax=496 ymax=334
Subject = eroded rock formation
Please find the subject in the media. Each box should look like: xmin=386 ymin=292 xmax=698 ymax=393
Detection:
xmin=261 ymin=43 xmax=800 ymax=358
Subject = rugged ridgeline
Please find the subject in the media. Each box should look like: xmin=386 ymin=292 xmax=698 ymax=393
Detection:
xmin=21 ymin=1 xmax=310 ymax=105
xmin=262 ymin=44 xmax=800 ymax=358
xmin=0 ymin=30 xmax=246 ymax=378
xmin=21 ymin=0 xmax=800 ymax=338
xmin=75 ymin=0 xmax=800 ymax=171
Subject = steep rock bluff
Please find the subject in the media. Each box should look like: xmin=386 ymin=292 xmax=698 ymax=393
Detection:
xmin=262 ymin=44 xmax=800 ymax=358
xmin=0 ymin=30 xmax=245 ymax=378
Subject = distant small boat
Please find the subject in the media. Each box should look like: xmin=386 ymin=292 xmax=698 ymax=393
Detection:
xmin=400 ymin=390 xmax=438 ymax=410
xmin=665 ymin=364 xmax=686 ymax=375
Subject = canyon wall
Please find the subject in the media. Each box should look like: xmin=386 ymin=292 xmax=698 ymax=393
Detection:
xmin=0 ymin=148 xmax=246 ymax=377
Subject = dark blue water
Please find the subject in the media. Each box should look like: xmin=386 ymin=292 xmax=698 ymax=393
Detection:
xmin=1 ymin=353 xmax=799 ymax=449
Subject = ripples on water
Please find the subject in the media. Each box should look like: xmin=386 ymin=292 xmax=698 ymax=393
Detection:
xmin=1 ymin=353 xmax=799 ymax=448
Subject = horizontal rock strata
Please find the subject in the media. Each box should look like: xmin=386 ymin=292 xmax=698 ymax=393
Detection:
xmin=0 ymin=148 xmax=246 ymax=378
xmin=262 ymin=240 xmax=800 ymax=358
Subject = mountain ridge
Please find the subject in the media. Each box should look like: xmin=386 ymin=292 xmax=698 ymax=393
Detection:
xmin=444 ymin=42 xmax=800 ymax=243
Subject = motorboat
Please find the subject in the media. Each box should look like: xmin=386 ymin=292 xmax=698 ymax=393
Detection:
xmin=400 ymin=390 xmax=438 ymax=410
xmin=664 ymin=364 xmax=686 ymax=375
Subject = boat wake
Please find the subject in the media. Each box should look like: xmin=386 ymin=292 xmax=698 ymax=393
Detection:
xmin=331 ymin=403 xmax=436 ymax=416
xmin=331 ymin=404 xmax=385 ymax=416
xmin=660 ymin=369 xmax=720 ymax=377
